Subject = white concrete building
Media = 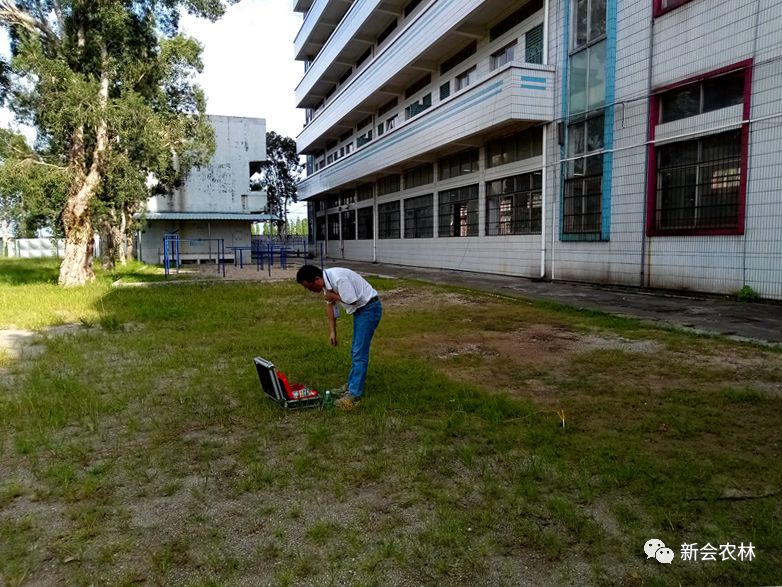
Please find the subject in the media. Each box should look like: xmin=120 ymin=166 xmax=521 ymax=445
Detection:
xmin=137 ymin=115 xmax=273 ymax=264
xmin=294 ymin=0 xmax=782 ymax=300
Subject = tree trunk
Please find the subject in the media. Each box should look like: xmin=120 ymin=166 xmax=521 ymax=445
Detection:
xmin=58 ymin=41 xmax=110 ymax=286
xmin=59 ymin=199 xmax=95 ymax=286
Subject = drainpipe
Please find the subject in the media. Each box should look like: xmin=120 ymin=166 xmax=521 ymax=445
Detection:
xmin=540 ymin=0 xmax=550 ymax=279
xmin=540 ymin=128 xmax=547 ymax=279
xmin=372 ymin=186 xmax=377 ymax=263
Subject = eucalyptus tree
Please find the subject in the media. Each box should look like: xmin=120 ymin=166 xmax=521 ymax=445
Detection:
xmin=0 ymin=0 xmax=230 ymax=284
xmin=259 ymin=131 xmax=302 ymax=239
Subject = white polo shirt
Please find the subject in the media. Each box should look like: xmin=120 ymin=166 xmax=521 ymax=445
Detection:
xmin=322 ymin=268 xmax=378 ymax=315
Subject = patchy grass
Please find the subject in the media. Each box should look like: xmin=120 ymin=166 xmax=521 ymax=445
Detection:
xmin=0 ymin=258 xmax=780 ymax=585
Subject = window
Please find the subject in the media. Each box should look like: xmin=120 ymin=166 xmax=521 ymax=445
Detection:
xmin=357 ymin=129 xmax=373 ymax=148
xmin=486 ymin=172 xmax=542 ymax=235
xmin=327 ymin=213 xmax=340 ymax=240
xmin=378 ymin=97 xmax=398 ymax=116
xmin=316 ymin=216 xmax=326 ymax=241
xmin=341 ymin=210 xmax=356 ymax=240
xmin=357 ymin=183 xmax=374 ymax=202
xmin=405 ymin=93 xmax=431 ymax=119
xmin=404 ymin=194 xmax=433 ymax=238
xmin=573 ymin=0 xmax=606 ymax=50
xmin=249 ymin=161 xmax=264 ymax=191
xmin=455 ymin=66 xmax=476 ymax=91
xmin=378 ymin=201 xmax=400 ymax=239
xmin=438 ymin=185 xmax=479 ymax=237
xmin=340 ymin=191 xmax=354 ymax=206
xmin=569 ymin=40 xmax=605 ymax=115
xmin=377 ymin=174 xmax=401 ymax=196
xmin=654 ymin=0 xmax=696 ymax=17
xmin=438 ymin=148 xmax=479 ymax=180
xmin=405 ymin=74 xmax=431 ymax=99
xmin=659 ymin=71 xmax=744 ymax=123
xmin=564 ymin=115 xmax=604 ymax=235
xmin=525 ymin=24 xmax=544 ymax=64
xmin=377 ymin=122 xmax=384 ymax=137
xmin=491 ymin=41 xmax=516 ymax=70
xmin=404 ymin=163 xmax=433 ymax=189
xmin=440 ymin=81 xmax=451 ymax=101
xmin=357 ymin=207 xmax=374 ymax=239
xmin=404 ymin=0 xmax=424 ymax=17
xmin=378 ymin=19 xmax=397 ymax=45
xmin=648 ymin=62 xmax=751 ymax=236
xmin=490 ymin=0 xmax=543 ymax=41
xmin=386 ymin=115 xmax=397 ymax=131
xmin=441 ymin=41 xmax=477 ymax=75
xmin=486 ymin=127 xmax=543 ymax=168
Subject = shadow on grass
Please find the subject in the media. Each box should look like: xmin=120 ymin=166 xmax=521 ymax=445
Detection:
xmin=0 ymin=258 xmax=60 ymax=285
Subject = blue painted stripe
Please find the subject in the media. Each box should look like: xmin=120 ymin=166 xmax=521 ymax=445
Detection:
xmin=319 ymin=80 xmax=506 ymax=179
xmin=521 ymin=84 xmax=547 ymax=91
xmin=521 ymin=75 xmax=547 ymax=84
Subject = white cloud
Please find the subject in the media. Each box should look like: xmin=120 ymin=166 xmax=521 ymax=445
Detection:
xmin=181 ymin=0 xmax=305 ymax=140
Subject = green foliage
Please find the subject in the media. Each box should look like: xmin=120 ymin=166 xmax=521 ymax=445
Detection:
xmin=735 ymin=285 xmax=760 ymax=302
xmin=258 ymin=131 xmax=303 ymax=236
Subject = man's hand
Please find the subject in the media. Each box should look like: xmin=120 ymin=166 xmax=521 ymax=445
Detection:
xmin=329 ymin=332 xmax=338 ymax=346
xmin=324 ymin=290 xmax=342 ymax=304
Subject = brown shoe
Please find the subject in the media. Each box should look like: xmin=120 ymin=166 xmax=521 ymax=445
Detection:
xmin=335 ymin=396 xmax=359 ymax=411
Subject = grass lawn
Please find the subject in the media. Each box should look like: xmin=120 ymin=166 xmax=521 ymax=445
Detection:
xmin=0 ymin=257 xmax=780 ymax=586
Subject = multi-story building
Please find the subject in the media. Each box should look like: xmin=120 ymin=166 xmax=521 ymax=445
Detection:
xmin=293 ymin=0 xmax=782 ymax=300
xmin=137 ymin=115 xmax=273 ymax=264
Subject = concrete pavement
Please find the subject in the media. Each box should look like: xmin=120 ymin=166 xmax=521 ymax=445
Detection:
xmin=324 ymin=258 xmax=782 ymax=346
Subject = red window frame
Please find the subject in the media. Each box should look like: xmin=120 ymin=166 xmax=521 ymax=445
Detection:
xmin=653 ymin=0 xmax=696 ymax=18
xmin=645 ymin=60 xmax=753 ymax=237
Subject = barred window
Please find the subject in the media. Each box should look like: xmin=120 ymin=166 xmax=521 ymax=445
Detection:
xmin=341 ymin=210 xmax=356 ymax=240
xmin=455 ymin=66 xmax=476 ymax=91
xmin=404 ymin=194 xmax=433 ymax=238
xmin=438 ymin=185 xmax=479 ymax=237
xmin=357 ymin=207 xmax=374 ymax=239
xmin=316 ymin=216 xmax=326 ymax=241
xmin=327 ymin=213 xmax=340 ymax=240
xmin=404 ymin=163 xmax=433 ymax=189
xmin=378 ymin=201 xmax=400 ymax=239
xmin=563 ymin=114 xmax=604 ymax=235
xmin=486 ymin=171 xmax=542 ymax=235
xmin=655 ymin=130 xmax=740 ymax=231
xmin=439 ymin=148 xmax=479 ymax=180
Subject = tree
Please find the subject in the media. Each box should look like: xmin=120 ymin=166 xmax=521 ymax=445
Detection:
xmin=259 ymin=131 xmax=302 ymax=239
xmin=0 ymin=0 xmax=230 ymax=285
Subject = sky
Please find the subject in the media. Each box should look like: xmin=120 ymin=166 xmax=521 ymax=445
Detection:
xmin=1 ymin=0 xmax=308 ymax=219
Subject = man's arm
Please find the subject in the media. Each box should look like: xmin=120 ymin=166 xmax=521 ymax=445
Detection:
xmin=326 ymin=301 xmax=338 ymax=346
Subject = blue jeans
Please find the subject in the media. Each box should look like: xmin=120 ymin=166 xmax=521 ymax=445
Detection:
xmin=347 ymin=299 xmax=382 ymax=398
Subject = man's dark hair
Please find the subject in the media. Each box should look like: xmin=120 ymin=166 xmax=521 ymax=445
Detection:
xmin=296 ymin=264 xmax=323 ymax=284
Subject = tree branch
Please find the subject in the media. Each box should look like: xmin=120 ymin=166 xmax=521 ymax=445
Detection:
xmin=0 ymin=1 xmax=57 ymax=41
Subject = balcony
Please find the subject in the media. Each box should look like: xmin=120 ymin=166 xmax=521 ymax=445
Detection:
xmin=297 ymin=63 xmax=555 ymax=200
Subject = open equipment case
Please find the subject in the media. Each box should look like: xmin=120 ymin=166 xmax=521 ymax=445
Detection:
xmin=253 ymin=357 xmax=322 ymax=409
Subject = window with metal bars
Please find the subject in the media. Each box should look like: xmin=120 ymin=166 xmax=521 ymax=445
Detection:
xmin=563 ymin=114 xmax=604 ymax=236
xmin=316 ymin=216 xmax=326 ymax=241
xmin=525 ymin=23 xmax=544 ymax=64
xmin=486 ymin=171 xmax=542 ymax=235
xmin=378 ymin=201 xmax=400 ymax=239
xmin=438 ymin=185 xmax=478 ymax=237
xmin=327 ymin=214 xmax=340 ymax=240
xmin=357 ymin=207 xmax=374 ymax=239
xmin=486 ymin=127 xmax=543 ymax=168
xmin=341 ymin=210 xmax=356 ymax=240
xmin=655 ymin=130 xmax=741 ymax=232
xmin=404 ymin=194 xmax=433 ymax=238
